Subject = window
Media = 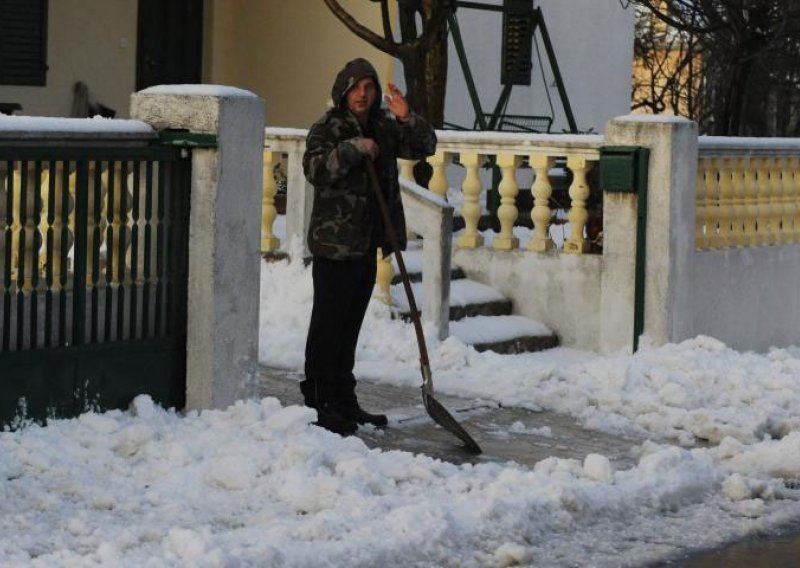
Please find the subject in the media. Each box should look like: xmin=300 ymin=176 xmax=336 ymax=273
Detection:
xmin=0 ymin=0 xmax=48 ymax=86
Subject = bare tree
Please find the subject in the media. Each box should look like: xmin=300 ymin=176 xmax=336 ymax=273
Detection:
xmin=322 ymin=0 xmax=454 ymax=127
xmin=626 ymin=0 xmax=800 ymax=136
xmin=631 ymin=4 xmax=703 ymax=120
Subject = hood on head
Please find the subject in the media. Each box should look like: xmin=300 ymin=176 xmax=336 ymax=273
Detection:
xmin=331 ymin=58 xmax=382 ymax=112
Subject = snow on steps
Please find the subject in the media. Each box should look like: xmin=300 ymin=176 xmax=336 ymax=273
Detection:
xmin=390 ymin=249 xmax=558 ymax=354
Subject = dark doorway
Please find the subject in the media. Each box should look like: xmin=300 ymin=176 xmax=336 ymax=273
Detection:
xmin=136 ymin=0 xmax=203 ymax=90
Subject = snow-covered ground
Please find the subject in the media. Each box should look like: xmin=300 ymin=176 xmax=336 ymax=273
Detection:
xmin=2 ymin=240 xmax=800 ymax=567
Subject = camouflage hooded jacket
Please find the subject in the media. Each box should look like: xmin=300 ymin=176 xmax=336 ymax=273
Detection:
xmin=303 ymin=58 xmax=437 ymax=260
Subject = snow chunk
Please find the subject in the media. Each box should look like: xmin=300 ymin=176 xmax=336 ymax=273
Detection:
xmin=204 ymin=456 xmax=259 ymax=491
xmin=494 ymin=542 xmax=534 ymax=566
xmin=583 ymin=454 xmax=614 ymax=484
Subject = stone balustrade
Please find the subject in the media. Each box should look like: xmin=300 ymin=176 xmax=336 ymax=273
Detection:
xmin=420 ymin=131 xmax=604 ymax=255
xmin=696 ymin=137 xmax=800 ymax=250
xmin=262 ymin=128 xmax=604 ymax=257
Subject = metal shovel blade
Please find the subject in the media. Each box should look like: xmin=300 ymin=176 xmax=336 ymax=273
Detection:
xmin=422 ymin=385 xmax=482 ymax=454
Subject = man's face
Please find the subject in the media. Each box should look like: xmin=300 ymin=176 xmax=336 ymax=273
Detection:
xmin=345 ymin=77 xmax=377 ymax=120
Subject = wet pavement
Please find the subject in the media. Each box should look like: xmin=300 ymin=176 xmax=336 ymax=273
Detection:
xmin=255 ymin=365 xmax=800 ymax=566
xmin=662 ymin=522 xmax=800 ymax=567
xmin=255 ymin=365 xmax=645 ymax=469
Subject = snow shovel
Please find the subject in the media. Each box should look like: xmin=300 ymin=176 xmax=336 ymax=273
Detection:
xmin=366 ymin=159 xmax=482 ymax=455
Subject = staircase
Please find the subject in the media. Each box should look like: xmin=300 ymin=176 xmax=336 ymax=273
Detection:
xmin=390 ymin=250 xmax=559 ymax=355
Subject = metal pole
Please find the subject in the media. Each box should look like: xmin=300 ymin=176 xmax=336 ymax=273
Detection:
xmin=448 ymin=12 xmax=487 ymax=130
xmin=536 ymin=7 xmax=578 ymax=133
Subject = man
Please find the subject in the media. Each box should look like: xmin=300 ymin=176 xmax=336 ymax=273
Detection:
xmin=302 ymin=58 xmax=437 ymax=435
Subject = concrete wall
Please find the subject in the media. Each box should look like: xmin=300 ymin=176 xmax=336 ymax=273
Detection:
xmin=0 ymin=0 xmax=137 ymax=118
xmin=453 ymin=249 xmax=603 ymax=350
xmin=440 ymin=0 xmax=634 ymax=133
xmin=691 ymin=246 xmax=800 ymax=351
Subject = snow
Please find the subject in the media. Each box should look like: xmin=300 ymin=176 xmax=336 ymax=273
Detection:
xmin=3 ymin=240 xmax=800 ymax=565
xmin=0 ymin=115 xmax=153 ymax=135
xmin=391 ymin=278 xmax=506 ymax=312
xmin=450 ymin=315 xmax=552 ymax=344
xmin=616 ymin=113 xmax=693 ymax=124
xmin=138 ymin=84 xmax=257 ymax=98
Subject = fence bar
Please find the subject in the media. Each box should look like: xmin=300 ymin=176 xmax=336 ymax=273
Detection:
xmin=3 ymin=161 xmax=13 ymax=351
xmin=72 ymin=160 xmax=89 ymax=346
xmin=117 ymin=160 xmax=129 ymax=339
xmin=90 ymin=161 xmax=102 ymax=343
xmin=30 ymin=161 xmax=42 ymax=349
xmin=143 ymin=161 xmax=153 ymax=338
xmin=155 ymin=160 xmax=167 ymax=336
xmin=16 ymin=161 xmax=28 ymax=347
xmin=129 ymin=160 xmax=141 ymax=340
xmin=44 ymin=160 xmax=55 ymax=347
xmin=57 ymin=161 xmax=69 ymax=347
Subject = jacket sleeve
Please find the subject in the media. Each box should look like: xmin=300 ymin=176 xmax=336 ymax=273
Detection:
xmin=395 ymin=112 xmax=437 ymax=160
xmin=303 ymin=121 xmax=366 ymax=186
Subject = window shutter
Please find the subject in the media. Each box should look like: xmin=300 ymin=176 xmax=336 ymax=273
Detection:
xmin=0 ymin=0 xmax=48 ymax=86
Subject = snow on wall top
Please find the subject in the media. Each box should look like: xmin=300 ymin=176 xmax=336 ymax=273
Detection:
xmin=138 ymin=84 xmax=258 ymax=98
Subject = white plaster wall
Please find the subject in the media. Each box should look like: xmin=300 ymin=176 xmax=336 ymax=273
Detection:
xmin=452 ymin=248 xmax=603 ymax=349
xmin=691 ymin=246 xmax=800 ymax=352
xmin=0 ymin=0 xmax=137 ymax=118
xmin=442 ymin=0 xmax=634 ymax=133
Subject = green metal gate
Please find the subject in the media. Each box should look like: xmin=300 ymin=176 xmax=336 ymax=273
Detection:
xmin=0 ymin=143 xmax=190 ymax=427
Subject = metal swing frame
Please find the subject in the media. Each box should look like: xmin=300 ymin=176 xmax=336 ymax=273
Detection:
xmin=447 ymin=1 xmax=578 ymax=133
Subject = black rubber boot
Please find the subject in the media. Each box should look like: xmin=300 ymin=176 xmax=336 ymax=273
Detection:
xmin=337 ymin=403 xmax=388 ymax=428
xmin=345 ymin=407 xmax=388 ymax=428
xmin=301 ymin=380 xmax=358 ymax=436
xmin=313 ymin=405 xmax=358 ymax=436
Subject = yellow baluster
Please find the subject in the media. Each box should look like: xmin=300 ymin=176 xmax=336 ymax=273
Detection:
xmin=457 ymin=152 xmax=484 ymax=249
xmin=784 ymin=158 xmax=800 ymax=243
xmin=375 ymin=247 xmax=394 ymax=305
xmin=528 ymin=154 xmax=555 ymax=252
xmin=695 ymin=157 xmax=708 ymax=249
xmin=741 ymin=157 xmax=758 ymax=247
xmin=427 ymin=151 xmax=450 ymax=200
xmin=564 ymin=155 xmax=592 ymax=255
xmin=82 ymin=162 xmax=109 ymax=287
xmin=755 ymin=157 xmax=771 ymax=247
xmin=9 ymin=164 xmax=40 ymax=293
xmin=769 ymin=157 xmax=786 ymax=245
xmin=398 ymin=159 xmax=415 ymax=182
xmin=39 ymin=164 xmax=76 ymax=290
xmin=729 ymin=157 xmax=745 ymax=246
xmin=261 ymin=150 xmax=281 ymax=253
xmin=778 ymin=157 xmax=794 ymax=243
xmin=492 ymin=153 xmax=520 ymax=251
xmin=705 ymin=157 xmax=722 ymax=249
xmin=717 ymin=157 xmax=734 ymax=248
xmin=101 ymin=163 xmax=133 ymax=284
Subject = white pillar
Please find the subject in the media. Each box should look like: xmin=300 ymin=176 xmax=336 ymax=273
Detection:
xmin=601 ymin=115 xmax=697 ymax=351
xmin=283 ymin=140 xmax=314 ymax=257
xmin=131 ymin=86 xmax=266 ymax=410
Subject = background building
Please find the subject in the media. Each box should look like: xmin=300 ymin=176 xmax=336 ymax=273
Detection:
xmin=0 ymin=0 xmax=633 ymax=131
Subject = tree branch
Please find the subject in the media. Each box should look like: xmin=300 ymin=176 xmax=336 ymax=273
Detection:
xmin=322 ymin=0 xmax=401 ymax=56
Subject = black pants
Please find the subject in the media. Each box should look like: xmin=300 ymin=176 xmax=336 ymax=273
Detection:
xmin=302 ymin=253 xmax=377 ymax=409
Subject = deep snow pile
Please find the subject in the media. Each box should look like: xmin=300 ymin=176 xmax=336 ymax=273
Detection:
xmin=2 ymin=394 xmax=800 ymax=567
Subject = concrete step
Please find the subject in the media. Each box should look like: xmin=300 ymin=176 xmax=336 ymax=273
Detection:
xmin=450 ymin=315 xmax=559 ymax=354
xmin=391 ymin=266 xmax=465 ymax=285
xmin=390 ymin=247 xmax=559 ymax=355
xmin=392 ymin=278 xmax=513 ymax=322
